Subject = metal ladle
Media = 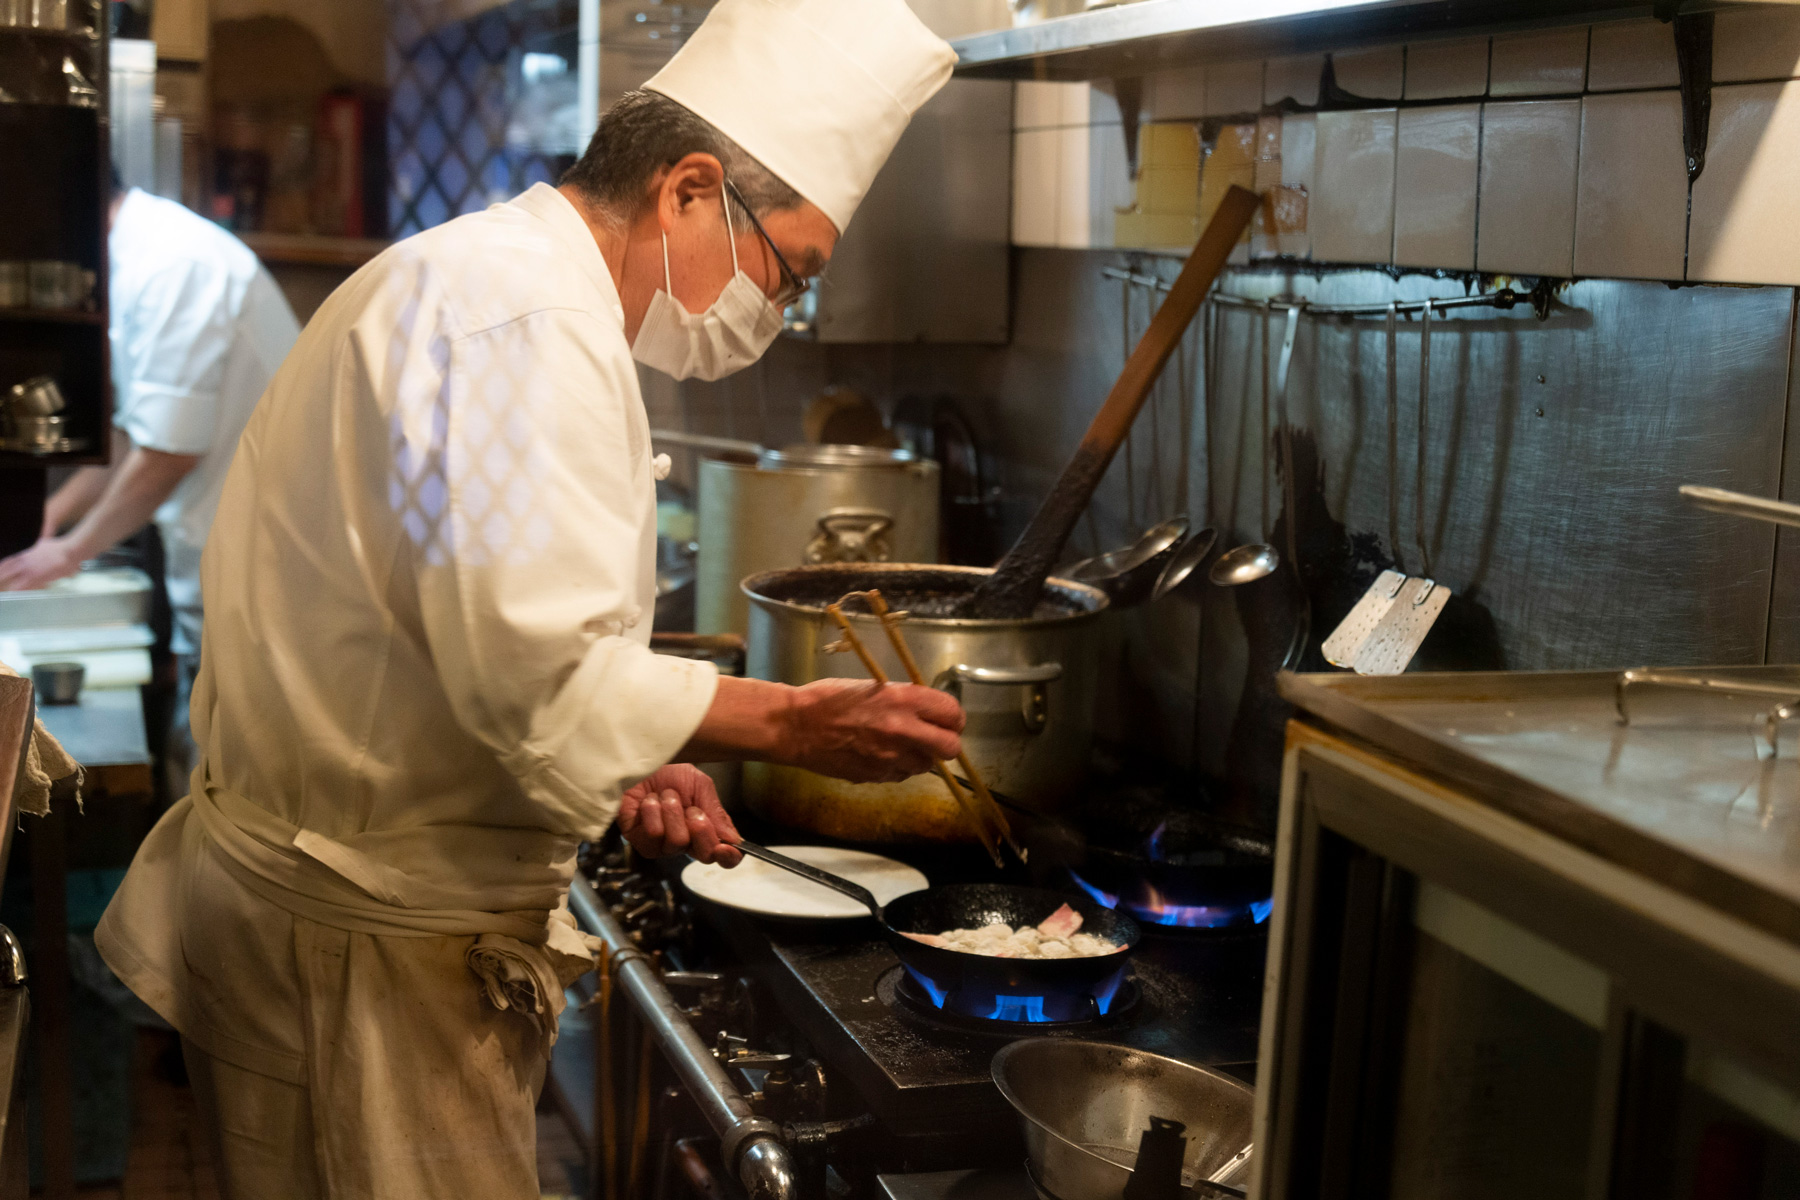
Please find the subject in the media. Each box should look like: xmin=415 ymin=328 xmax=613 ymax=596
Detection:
xmin=1210 ymin=301 xmax=1281 ymax=586
xmin=1066 ymin=516 xmax=1192 ymax=608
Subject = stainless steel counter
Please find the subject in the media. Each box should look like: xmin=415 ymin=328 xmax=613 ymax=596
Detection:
xmin=1280 ymin=666 xmax=1800 ymax=947
xmin=33 ymin=688 xmax=149 ymax=770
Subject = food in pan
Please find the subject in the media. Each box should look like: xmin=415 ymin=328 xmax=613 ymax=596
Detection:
xmin=901 ymin=903 xmax=1123 ymax=959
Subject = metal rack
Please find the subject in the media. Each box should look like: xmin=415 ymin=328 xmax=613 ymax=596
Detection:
xmin=1100 ymin=265 xmax=1553 ymax=320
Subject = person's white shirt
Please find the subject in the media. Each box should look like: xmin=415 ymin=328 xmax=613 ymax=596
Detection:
xmin=95 ymin=182 xmax=718 ymax=1089
xmin=109 ymin=188 xmax=300 ymax=654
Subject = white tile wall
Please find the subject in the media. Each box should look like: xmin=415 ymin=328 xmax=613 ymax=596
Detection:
xmin=1013 ymin=81 xmax=1071 ymax=131
xmin=1011 ymin=128 xmax=1060 ymax=247
xmin=1087 ymin=82 xmax=1121 ymax=127
xmin=1145 ymin=66 xmax=1207 ymax=121
xmin=1404 ymin=37 xmax=1489 ymax=100
xmin=1574 ymin=91 xmax=1686 ymax=280
xmin=1332 ymin=46 xmax=1404 ymax=100
xmin=1055 ymin=125 xmax=1092 ymax=249
xmin=1277 ymin=112 xmax=1316 ymax=259
xmin=1478 ymin=99 xmax=1581 ymax=276
xmin=1394 ymin=103 xmax=1479 ymax=270
xmin=1690 ymin=82 xmax=1800 ymax=285
xmin=1490 ymin=27 xmax=1589 ymax=96
xmin=1206 ymin=60 xmax=1264 ymax=116
xmin=1003 ymin=21 xmax=1800 ymax=282
xmin=1265 ymin=54 xmax=1324 ymax=107
xmin=1087 ymin=122 xmax=1132 ymax=249
xmin=1586 ymin=19 xmax=1678 ymax=92
xmin=1313 ymin=108 xmax=1397 ymax=263
xmin=1713 ymin=7 xmax=1800 ymax=83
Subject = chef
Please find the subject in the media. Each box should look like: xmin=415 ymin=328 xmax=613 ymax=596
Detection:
xmin=94 ymin=3 xmax=960 ymax=1196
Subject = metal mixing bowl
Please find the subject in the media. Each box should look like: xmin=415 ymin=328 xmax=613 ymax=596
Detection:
xmin=992 ymin=1039 xmax=1253 ymax=1200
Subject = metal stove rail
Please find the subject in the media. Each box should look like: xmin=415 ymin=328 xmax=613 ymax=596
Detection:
xmin=570 ymin=875 xmax=798 ymax=1200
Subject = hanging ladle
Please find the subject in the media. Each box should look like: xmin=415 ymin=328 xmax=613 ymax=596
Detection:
xmin=1210 ymin=301 xmax=1281 ymax=587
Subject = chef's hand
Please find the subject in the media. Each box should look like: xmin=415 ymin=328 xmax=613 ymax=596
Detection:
xmin=783 ymin=679 xmax=965 ymax=784
xmin=0 ymin=537 xmax=82 ymax=592
xmin=619 ymin=764 xmax=744 ymax=868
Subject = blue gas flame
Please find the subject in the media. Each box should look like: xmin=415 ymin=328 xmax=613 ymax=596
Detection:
xmin=1067 ymin=870 xmax=1120 ymax=909
xmin=904 ymin=966 xmax=949 ymax=1009
xmin=987 ymin=995 xmax=1051 ymax=1022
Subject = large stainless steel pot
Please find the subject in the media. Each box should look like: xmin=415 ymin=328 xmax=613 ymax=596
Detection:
xmin=992 ymin=1039 xmax=1254 ymax=1200
xmin=696 ymin=447 xmax=939 ymax=636
xmin=741 ymin=563 xmax=1107 ymax=843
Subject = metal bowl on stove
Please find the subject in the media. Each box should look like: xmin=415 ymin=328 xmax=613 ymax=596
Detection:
xmin=993 ymin=1039 xmax=1254 ymax=1200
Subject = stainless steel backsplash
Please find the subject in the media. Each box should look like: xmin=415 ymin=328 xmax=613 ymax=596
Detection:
xmin=670 ymin=249 xmax=1800 ymax=822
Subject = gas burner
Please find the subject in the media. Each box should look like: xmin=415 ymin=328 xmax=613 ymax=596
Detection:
xmin=880 ymin=966 xmax=1141 ymax=1036
xmin=1067 ymin=869 xmax=1273 ymax=934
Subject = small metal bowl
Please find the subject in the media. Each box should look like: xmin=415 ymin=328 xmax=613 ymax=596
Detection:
xmin=31 ymin=661 xmax=84 ymax=705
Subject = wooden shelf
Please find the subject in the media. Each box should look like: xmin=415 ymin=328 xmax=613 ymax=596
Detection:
xmin=0 ymin=24 xmax=100 ymax=43
xmin=241 ymin=232 xmax=390 ymax=268
xmin=0 ymin=308 xmax=103 ymax=325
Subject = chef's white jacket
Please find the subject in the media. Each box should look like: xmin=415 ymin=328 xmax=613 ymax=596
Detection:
xmin=109 ymin=188 xmax=300 ymax=654
xmin=97 ymin=183 xmax=719 ymax=1089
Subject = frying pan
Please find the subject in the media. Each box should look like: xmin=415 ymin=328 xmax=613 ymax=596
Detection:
xmin=733 ymin=842 xmax=1141 ymax=1021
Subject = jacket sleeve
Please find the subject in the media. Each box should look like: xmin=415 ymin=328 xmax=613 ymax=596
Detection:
xmin=401 ymin=306 xmax=718 ymax=837
xmin=114 ymin=257 xmax=235 ymax=455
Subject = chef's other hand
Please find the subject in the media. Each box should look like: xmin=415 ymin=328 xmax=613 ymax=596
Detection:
xmin=619 ymin=764 xmax=743 ymax=868
xmin=784 ymin=679 xmax=965 ymax=784
xmin=0 ymin=537 xmax=81 ymax=592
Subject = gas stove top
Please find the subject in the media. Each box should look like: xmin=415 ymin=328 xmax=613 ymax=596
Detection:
xmin=701 ymin=905 xmax=1263 ymax=1156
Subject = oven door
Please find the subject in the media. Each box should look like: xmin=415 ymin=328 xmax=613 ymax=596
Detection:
xmin=1254 ymin=727 xmax=1800 ymax=1200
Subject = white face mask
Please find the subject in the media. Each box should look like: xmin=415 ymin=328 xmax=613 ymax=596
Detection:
xmin=630 ymin=189 xmax=785 ymax=381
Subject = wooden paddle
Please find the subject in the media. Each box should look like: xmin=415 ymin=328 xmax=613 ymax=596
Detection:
xmin=959 ymin=185 xmax=1263 ymax=620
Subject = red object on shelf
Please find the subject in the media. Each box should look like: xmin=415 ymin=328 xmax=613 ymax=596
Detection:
xmin=1690 ymin=1122 xmax=1766 ymax=1200
xmin=314 ymin=90 xmax=365 ymax=239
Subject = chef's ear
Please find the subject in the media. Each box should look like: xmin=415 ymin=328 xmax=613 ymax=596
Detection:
xmin=658 ymin=152 xmax=726 ymax=228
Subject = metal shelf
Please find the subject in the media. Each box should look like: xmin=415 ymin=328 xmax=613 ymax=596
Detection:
xmin=0 ymin=21 xmax=100 ymax=41
xmin=0 ymin=308 xmax=102 ymax=325
xmin=951 ymin=0 xmax=1661 ymax=81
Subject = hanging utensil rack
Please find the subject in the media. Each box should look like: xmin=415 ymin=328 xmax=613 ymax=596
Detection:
xmin=1099 ymin=267 xmax=1557 ymax=321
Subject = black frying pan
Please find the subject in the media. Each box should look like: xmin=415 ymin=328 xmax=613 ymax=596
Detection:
xmin=733 ymin=842 xmax=1141 ymax=1020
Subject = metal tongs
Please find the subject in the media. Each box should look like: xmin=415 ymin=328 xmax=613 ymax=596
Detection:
xmin=824 ymin=590 xmax=1023 ymax=867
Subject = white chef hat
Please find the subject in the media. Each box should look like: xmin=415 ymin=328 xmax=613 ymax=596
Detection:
xmin=644 ymin=0 xmax=957 ymax=234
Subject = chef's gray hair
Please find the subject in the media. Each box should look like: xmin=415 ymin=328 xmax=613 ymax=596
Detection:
xmin=561 ymin=90 xmax=803 ymax=225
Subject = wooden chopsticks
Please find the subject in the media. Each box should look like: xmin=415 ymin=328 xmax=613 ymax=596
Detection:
xmin=824 ymin=590 xmax=1023 ymax=866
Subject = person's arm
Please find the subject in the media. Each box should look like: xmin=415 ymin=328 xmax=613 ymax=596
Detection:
xmin=42 ymin=428 xmax=130 ymax=537
xmin=399 ymin=307 xmax=963 ymax=847
xmin=0 ymin=442 xmax=200 ymax=590
xmin=680 ymin=675 xmax=963 ymax=781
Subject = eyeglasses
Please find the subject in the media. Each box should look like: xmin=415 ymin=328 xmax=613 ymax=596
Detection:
xmin=725 ymin=179 xmax=811 ymax=309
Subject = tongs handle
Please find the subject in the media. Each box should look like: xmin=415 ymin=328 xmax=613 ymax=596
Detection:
xmin=732 ymin=840 xmax=884 ymax=921
xmin=825 ymin=600 xmax=1006 ymax=868
xmin=1681 ymin=485 xmax=1800 ymax=529
xmin=862 ymin=591 xmax=1023 ymax=863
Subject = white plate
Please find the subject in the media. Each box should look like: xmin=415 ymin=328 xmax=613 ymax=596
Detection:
xmin=681 ymin=845 xmax=928 ymax=920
